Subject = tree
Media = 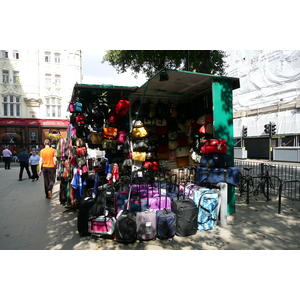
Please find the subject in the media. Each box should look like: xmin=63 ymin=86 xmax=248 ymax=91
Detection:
xmin=102 ymin=50 xmax=227 ymax=78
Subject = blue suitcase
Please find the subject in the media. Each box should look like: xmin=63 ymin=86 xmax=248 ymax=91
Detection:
xmin=156 ymin=208 xmax=176 ymax=239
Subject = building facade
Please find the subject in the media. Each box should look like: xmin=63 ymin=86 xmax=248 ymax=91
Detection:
xmin=225 ymin=50 xmax=300 ymax=159
xmin=0 ymin=50 xmax=82 ymax=153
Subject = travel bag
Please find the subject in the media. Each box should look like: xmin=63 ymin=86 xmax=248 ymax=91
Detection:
xmin=77 ymin=197 xmax=95 ymax=236
xmin=115 ymin=210 xmax=137 ymax=244
xmin=195 ymin=166 xmax=239 ymax=187
xmin=200 ymin=153 xmax=233 ymax=168
xmin=171 ymin=198 xmax=198 ymax=237
xmin=88 ymin=215 xmax=116 ymax=236
xmin=200 ymin=139 xmax=227 ymax=154
xmin=136 ymin=209 xmax=157 ymax=241
xmin=193 ymin=189 xmax=220 ymax=231
xmin=156 ymin=208 xmax=176 ymax=240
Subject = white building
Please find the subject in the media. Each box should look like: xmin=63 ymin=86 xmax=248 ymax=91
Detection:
xmin=0 ymin=50 xmax=82 ymax=151
xmin=225 ymin=50 xmax=300 ymax=160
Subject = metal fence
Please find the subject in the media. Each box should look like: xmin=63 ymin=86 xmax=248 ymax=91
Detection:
xmin=234 ymin=160 xmax=300 ymax=200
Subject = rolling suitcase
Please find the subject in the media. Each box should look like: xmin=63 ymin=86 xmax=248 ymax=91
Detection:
xmin=115 ymin=210 xmax=137 ymax=244
xmin=193 ymin=188 xmax=220 ymax=231
xmin=171 ymin=198 xmax=198 ymax=237
xmin=136 ymin=209 xmax=157 ymax=241
xmin=77 ymin=197 xmax=95 ymax=236
xmin=156 ymin=208 xmax=176 ymax=239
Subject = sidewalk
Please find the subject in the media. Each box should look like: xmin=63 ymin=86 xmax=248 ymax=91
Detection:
xmin=1 ymin=163 xmax=300 ymax=250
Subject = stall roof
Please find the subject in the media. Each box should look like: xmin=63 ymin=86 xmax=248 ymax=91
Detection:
xmin=130 ymin=69 xmax=240 ymax=99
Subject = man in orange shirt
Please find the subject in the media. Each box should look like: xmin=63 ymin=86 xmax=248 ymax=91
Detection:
xmin=38 ymin=139 xmax=57 ymax=199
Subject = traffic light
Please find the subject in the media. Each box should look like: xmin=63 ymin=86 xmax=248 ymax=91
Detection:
xmin=271 ymin=122 xmax=276 ymax=135
xmin=243 ymin=125 xmax=248 ymax=137
xmin=264 ymin=123 xmax=270 ymax=135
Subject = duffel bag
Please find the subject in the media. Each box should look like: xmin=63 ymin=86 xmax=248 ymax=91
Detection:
xmin=200 ymin=153 xmax=233 ymax=168
xmin=200 ymin=139 xmax=227 ymax=154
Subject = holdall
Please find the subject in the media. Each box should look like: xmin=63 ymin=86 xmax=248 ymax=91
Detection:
xmin=193 ymin=189 xmax=220 ymax=231
xmin=156 ymin=208 xmax=176 ymax=240
xmin=88 ymin=215 xmax=116 ymax=236
xmin=195 ymin=166 xmax=239 ymax=187
xmin=200 ymin=139 xmax=227 ymax=154
xmin=136 ymin=209 xmax=157 ymax=241
xmin=103 ymin=127 xmax=118 ymax=139
xmin=171 ymin=198 xmax=198 ymax=237
xmin=77 ymin=197 xmax=96 ymax=236
xmin=115 ymin=210 xmax=137 ymax=244
xmin=200 ymin=153 xmax=233 ymax=168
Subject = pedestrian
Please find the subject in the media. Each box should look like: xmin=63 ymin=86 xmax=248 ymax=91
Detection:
xmin=2 ymin=146 xmax=12 ymax=170
xmin=18 ymin=148 xmax=31 ymax=181
xmin=29 ymin=150 xmax=40 ymax=182
xmin=38 ymin=138 xmax=57 ymax=199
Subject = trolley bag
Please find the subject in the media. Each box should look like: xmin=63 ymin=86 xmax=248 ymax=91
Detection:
xmin=136 ymin=209 xmax=157 ymax=241
xmin=115 ymin=210 xmax=137 ymax=244
xmin=200 ymin=153 xmax=233 ymax=168
xmin=148 ymin=194 xmax=171 ymax=210
xmin=156 ymin=208 xmax=176 ymax=240
xmin=193 ymin=189 xmax=220 ymax=231
xmin=124 ymin=186 xmax=148 ymax=213
xmin=171 ymin=198 xmax=198 ymax=237
xmin=88 ymin=214 xmax=116 ymax=237
xmin=195 ymin=166 xmax=239 ymax=187
xmin=77 ymin=197 xmax=96 ymax=236
xmin=114 ymin=190 xmax=139 ymax=216
xmin=200 ymin=139 xmax=227 ymax=155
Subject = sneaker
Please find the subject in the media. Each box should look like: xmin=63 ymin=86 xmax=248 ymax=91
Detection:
xmin=47 ymin=191 xmax=52 ymax=199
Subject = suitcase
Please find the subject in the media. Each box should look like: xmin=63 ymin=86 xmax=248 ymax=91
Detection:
xmin=88 ymin=215 xmax=116 ymax=237
xmin=114 ymin=190 xmax=139 ymax=216
xmin=171 ymin=198 xmax=198 ymax=237
xmin=200 ymin=139 xmax=227 ymax=154
xmin=115 ymin=210 xmax=137 ymax=244
xmin=195 ymin=166 xmax=239 ymax=187
xmin=136 ymin=209 xmax=157 ymax=241
xmin=193 ymin=189 xmax=220 ymax=231
xmin=156 ymin=208 xmax=176 ymax=239
xmin=148 ymin=195 xmax=171 ymax=210
xmin=77 ymin=197 xmax=95 ymax=236
xmin=200 ymin=153 xmax=233 ymax=168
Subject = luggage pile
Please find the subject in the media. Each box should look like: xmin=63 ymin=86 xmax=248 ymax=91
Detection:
xmin=77 ymin=167 xmax=224 ymax=243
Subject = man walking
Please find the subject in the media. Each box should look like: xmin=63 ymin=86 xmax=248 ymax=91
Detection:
xmin=2 ymin=146 xmax=12 ymax=170
xmin=38 ymin=139 xmax=57 ymax=199
xmin=18 ymin=148 xmax=31 ymax=181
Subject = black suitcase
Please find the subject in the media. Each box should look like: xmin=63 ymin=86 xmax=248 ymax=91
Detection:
xmin=171 ymin=198 xmax=198 ymax=237
xmin=115 ymin=210 xmax=137 ymax=244
xmin=77 ymin=197 xmax=96 ymax=236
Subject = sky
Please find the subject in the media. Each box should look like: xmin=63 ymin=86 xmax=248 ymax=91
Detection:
xmin=81 ymin=50 xmax=147 ymax=87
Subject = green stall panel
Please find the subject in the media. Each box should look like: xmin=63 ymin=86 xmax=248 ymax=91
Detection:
xmin=212 ymin=78 xmax=236 ymax=214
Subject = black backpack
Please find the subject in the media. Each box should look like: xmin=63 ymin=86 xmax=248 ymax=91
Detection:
xmin=115 ymin=210 xmax=137 ymax=243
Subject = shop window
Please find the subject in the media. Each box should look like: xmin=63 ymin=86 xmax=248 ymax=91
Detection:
xmin=13 ymin=71 xmax=20 ymax=84
xmin=2 ymin=70 xmax=9 ymax=83
xmin=2 ymin=96 xmax=20 ymax=117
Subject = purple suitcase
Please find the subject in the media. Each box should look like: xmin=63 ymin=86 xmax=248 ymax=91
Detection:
xmin=148 ymin=195 xmax=171 ymax=210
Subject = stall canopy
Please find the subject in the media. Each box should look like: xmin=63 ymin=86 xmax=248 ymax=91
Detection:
xmin=130 ymin=68 xmax=240 ymax=99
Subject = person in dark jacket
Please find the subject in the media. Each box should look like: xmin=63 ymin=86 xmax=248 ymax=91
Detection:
xmin=18 ymin=148 xmax=31 ymax=181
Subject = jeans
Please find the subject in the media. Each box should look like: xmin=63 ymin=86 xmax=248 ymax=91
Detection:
xmin=19 ymin=161 xmax=31 ymax=179
xmin=42 ymin=167 xmax=56 ymax=196
xmin=3 ymin=157 xmax=11 ymax=169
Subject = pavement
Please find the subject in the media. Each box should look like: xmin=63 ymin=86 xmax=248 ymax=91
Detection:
xmin=1 ymin=162 xmax=300 ymax=250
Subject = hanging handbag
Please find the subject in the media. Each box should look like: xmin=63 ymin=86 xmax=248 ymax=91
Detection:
xmin=102 ymin=139 xmax=116 ymax=150
xmin=175 ymin=146 xmax=190 ymax=157
xmin=132 ymin=120 xmax=144 ymax=128
xmin=116 ymin=130 xmax=127 ymax=143
xmin=132 ymin=152 xmax=146 ymax=162
xmin=200 ymin=139 xmax=227 ymax=154
xmin=89 ymin=132 xmax=103 ymax=145
xmin=131 ymin=127 xmax=148 ymax=138
xmin=132 ymin=139 xmax=149 ymax=151
xmin=169 ymin=149 xmax=177 ymax=160
xmin=157 ymin=152 xmax=169 ymax=160
xmin=168 ymin=130 xmax=178 ymax=140
xmin=75 ymin=147 xmax=87 ymax=157
xmin=155 ymin=118 xmax=167 ymax=126
xmin=176 ymin=156 xmax=189 ymax=167
xmin=103 ymin=127 xmax=118 ymax=139
xmin=168 ymin=140 xmax=178 ymax=150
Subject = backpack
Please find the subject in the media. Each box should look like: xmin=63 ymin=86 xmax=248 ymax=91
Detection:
xmin=115 ymin=99 xmax=130 ymax=115
xmin=155 ymin=101 xmax=168 ymax=119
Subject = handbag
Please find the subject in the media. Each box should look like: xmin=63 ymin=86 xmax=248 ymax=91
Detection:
xmin=132 ymin=152 xmax=146 ymax=162
xmin=132 ymin=120 xmax=144 ymax=128
xmin=132 ymin=139 xmax=149 ymax=151
xmin=157 ymin=152 xmax=169 ymax=160
xmin=157 ymin=144 xmax=168 ymax=153
xmin=169 ymin=149 xmax=177 ymax=160
xmin=168 ymin=130 xmax=178 ymax=140
xmin=116 ymin=130 xmax=127 ymax=143
xmin=103 ymin=127 xmax=118 ymax=139
xmin=176 ymin=156 xmax=189 ymax=167
xmin=75 ymin=147 xmax=87 ymax=157
xmin=102 ymin=139 xmax=116 ymax=150
xmin=200 ymin=139 xmax=227 ymax=154
xmin=155 ymin=118 xmax=167 ymax=126
xmin=131 ymin=127 xmax=148 ymax=138
xmin=89 ymin=132 xmax=103 ymax=145
xmin=175 ymin=146 xmax=190 ymax=157
xmin=168 ymin=140 xmax=178 ymax=150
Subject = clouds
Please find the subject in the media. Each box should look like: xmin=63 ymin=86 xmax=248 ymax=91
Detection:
xmin=81 ymin=50 xmax=147 ymax=87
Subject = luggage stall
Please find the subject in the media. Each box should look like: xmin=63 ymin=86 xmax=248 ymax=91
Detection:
xmin=65 ymin=70 xmax=240 ymax=241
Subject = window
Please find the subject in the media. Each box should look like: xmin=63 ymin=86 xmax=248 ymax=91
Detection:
xmin=55 ymin=75 xmax=61 ymax=87
xmin=45 ymin=74 xmax=51 ymax=87
xmin=45 ymin=97 xmax=61 ymax=118
xmin=1 ymin=51 xmax=8 ymax=58
xmin=55 ymin=53 xmax=60 ymax=63
xmin=2 ymin=70 xmax=9 ymax=83
xmin=45 ymin=52 xmax=51 ymax=62
xmin=13 ymin=50 xmax=19 ymax=59
xmin=2 ymin=96 xmax=20 ymax=117
xmin=13 ymin=71 xmax=20 ymax=84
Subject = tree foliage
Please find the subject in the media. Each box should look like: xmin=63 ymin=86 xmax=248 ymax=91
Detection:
xmin=102 ymin=50 xmax=227 ymax=78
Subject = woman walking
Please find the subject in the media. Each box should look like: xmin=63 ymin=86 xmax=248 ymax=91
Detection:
xmin=29 ymin=150 xmax=40 ymax=181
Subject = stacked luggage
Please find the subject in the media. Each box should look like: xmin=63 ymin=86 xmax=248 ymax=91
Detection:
xmin=77 ymin=167 xmax=225 ymax=243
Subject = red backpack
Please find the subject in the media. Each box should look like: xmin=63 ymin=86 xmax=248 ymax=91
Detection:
xmin=115 ymin=99 xmax=130 ymax=115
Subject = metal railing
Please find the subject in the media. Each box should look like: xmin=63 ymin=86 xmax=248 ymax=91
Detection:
xmin=234 ymin=160 xmax=300 ymax=200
